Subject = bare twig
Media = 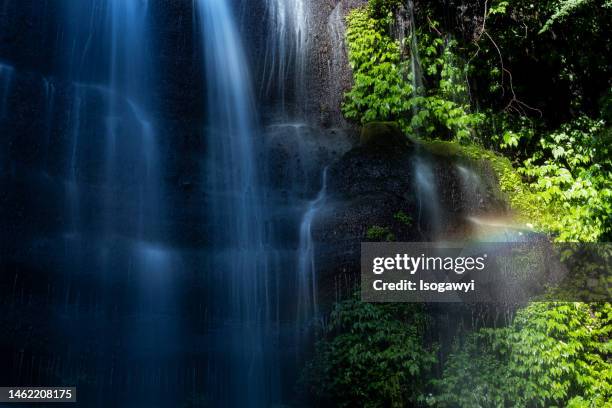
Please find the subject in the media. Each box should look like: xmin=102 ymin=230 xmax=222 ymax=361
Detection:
xmin=427 ymin=16 xmax=443 ymax=36
xmin=469 ymin=3 xmax=542 ymax=118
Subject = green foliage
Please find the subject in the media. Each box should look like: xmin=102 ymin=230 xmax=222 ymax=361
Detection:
xmin=518 ymin=116 xmax=612 ymax=241
xmin=331 ymin=3 xmax=612 ymax=407
xmin=301 ymin=300 xmax=437 ymax=407
xmin=408 ymin=95 xmax=483 ymax=142
xmin=540 ymin=0 xmax=594 ymax=33
xmin=418 ymin=137 xmax=612 ymax=242
xmin=467 ymin=0 xmax=612 ymax=121
xmin=411 ymin=35 xmax=484 ymax=142
xmin=431 ymin=302 xmax=612 ymax=407
xmin=485 ymin=112 xmax=537 ymax=151
xmin=343 ymin=7 xmax=413 ymax=130
xmin=366 ymin=225 xmax=395 ymax=241
xmin=343 ymin=7 xmax=482 ymax=141
xmin=368 ymin=0 xmax=402 ymax=20
xmin=393 ymin=210 xmax=413 ymax=226
xmin=546 ymin=244 xmax=612 ymax=302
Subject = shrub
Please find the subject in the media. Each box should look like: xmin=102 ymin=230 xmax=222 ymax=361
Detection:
xmin=302 ymin=300 xmax=437 ymax=407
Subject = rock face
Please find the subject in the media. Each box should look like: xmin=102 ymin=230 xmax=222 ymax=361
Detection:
xmin=307 ymin=0 xmax=366 ymax=128
xmin=243 ymin=0 xmax=364 ymax=127
xmin=310 ymin=123 xmax=508 ymax=305
xmin=0 ymin=0 xmax=509 ymax=312
xmin=0 ymin=2 xmax=514 ymax=403
xmin=359 ymin=121 xmax=408 ymax=148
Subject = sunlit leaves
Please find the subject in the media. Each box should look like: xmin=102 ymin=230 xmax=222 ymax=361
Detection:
xmin=517 ymin=116 xmax=612 ymax=242
xmin=540 ymin=0 xmax=593 ymax=33
xmin=432 ymin=302 xmax=612 ymax=407
xmin=343 ymin=7 xmax=482 ymax=142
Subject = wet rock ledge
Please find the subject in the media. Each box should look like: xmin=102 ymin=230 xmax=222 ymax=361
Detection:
xmin=311 ymin=122 xmax=508 ymax=305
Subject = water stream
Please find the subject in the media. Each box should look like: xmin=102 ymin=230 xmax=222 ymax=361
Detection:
xmin=0 ymin=62 xmax=13 ymax=120
xmin=0 ymin=1 xmax=516 ymax=405
xmin=456 ymin=164 xmax=485 ymax=212
xmin=296 ymin=167 xmax=328 ymax=327
xmin=414 ymin=156 xmax=441 ymax=238
xmin=197 ymin=0 xmax=275 ymax=404
xmin=262 ymin=0 xmax=309 ymax=116
xmin=58 ymin=1 xmax=172 ymax=403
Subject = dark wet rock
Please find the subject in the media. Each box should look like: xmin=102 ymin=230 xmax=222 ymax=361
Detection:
xmin=311 ymin=134 xmax=508 ymax=306
xmin=260 ymin=123 xmax=357 ymax=198
xmin=307 ymin=0 xmax=367 ymax=128
xmin=359 ymin=121 xmax=410 ymax=150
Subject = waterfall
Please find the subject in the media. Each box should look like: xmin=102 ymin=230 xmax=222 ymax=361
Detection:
xmin=414 ymin=156 xmax=441 ymax=238
xmin=0 ymin=62 xmax=13 ymax=120
xmin=262 ymin=0 xmax=309 ymax=115
xmin=61 ymin=0 xmax=161 ymax=242
xmin=0 ymin=62 xmax=14 ymax=173
xmin=326 ymin=3 xmax=347 ymax=123
xmin=296 ymin=167 xmax=327 ymax=326
xmin=66 ymin=90 xmax=82 ymax=236
xmin=196 ymin=0 xmax=275 ymax=405
xmin=42 ymin=77 xmax=56 ymax=173
xmin=56 ymin=1 xmax=173 ymax=402
xmin=402 ymin=0 xmax=442 ymax=239
xmin=456 ymin=164 xmax=485 ymax=213
xmin=405 ymin=0 xmax=423 ymax=93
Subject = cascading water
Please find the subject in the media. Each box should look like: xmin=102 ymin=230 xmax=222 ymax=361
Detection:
xmin=0 ymin=62 xmax=14 ymax=173
xmin=42 ymin=77 xmax=56 ymax=173
xmin=408 ymin=22 xmax=423 ymax=94
xmin=456 ymin=164 xmax=485 ymax=212
xmin=65 ymin=89 xmax=81 ymax=236
xmin=59 ymin=0 xmax=162 ymax=242
xmin=400 ymin=0 xmax=442 ymax=239
xmin=414 ymin=156 xmax=441 ymax=238
xmin=296 ymin=167 xmax=328 ymax=327
xmin=262 ymin=0 xmax=309 ymax=115
xmin=327 ymin=3 xmax=347 ymax=124
xmin=401 ymin=0 xmax=423 ymax=98
xmin=58 ymin=1 xmax=173 ymax=402
xmin=196 ymin=0 xmax=276 ymax=405
xmin=0 ymin=62 xmax=13 ymax=120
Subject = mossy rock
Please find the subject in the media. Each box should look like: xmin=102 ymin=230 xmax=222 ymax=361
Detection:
xmin=420 ymin=139 xmax=559 ymax=236
xmin=359 ymin=121 xmax=410 ymax=150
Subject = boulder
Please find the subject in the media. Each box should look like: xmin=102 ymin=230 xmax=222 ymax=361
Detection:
xmin=359 ymin=121 xmax=410 ymax=150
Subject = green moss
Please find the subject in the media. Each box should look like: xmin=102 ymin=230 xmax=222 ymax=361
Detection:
xmin=419 ymin=139 xmax=560 ymax=237
xmin=393 ymin=210 xmax=413 ymax=226
xmin=359 ymin=121 xmax=406 ymax=148
xmin=366 ymin=225 xmax=395 ymax=241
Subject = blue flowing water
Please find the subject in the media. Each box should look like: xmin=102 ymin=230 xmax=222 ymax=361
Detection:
xmin=414 ymin=156 xmax=441 ymax=238
xmin=197 ymin=0 xmax=277 ymax=405
xmin=62 ymin=0 xmax=161 ymax=240
xmin=0 ymin=0 xmax=327 ymax=405
xmin=262 ymin=0 xmax=309 ymax=116
xmin=57 ymin=1 xmax=174 ymax=404
xmin=296 ymin=167 xmax=328 ymax=326
xmin=0 ymin=62 xmax=13 ymax=120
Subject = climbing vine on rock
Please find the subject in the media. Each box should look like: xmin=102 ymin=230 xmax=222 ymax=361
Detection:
xmin=316 ymin=1 xmax=612 ymax=407
xmin=343 ymin=6 xmax=413 ymax=130
xmin=343 ymin=5 xmax=482 ymax=141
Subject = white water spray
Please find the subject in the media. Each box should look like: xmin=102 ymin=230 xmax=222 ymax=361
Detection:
xmin=262 ymin=0 xmax=309 ymax=115
xmin=296 ymin=167 xmax=328 ymax=325
xmin=196 ymin=0 xmax=276 ymax=404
